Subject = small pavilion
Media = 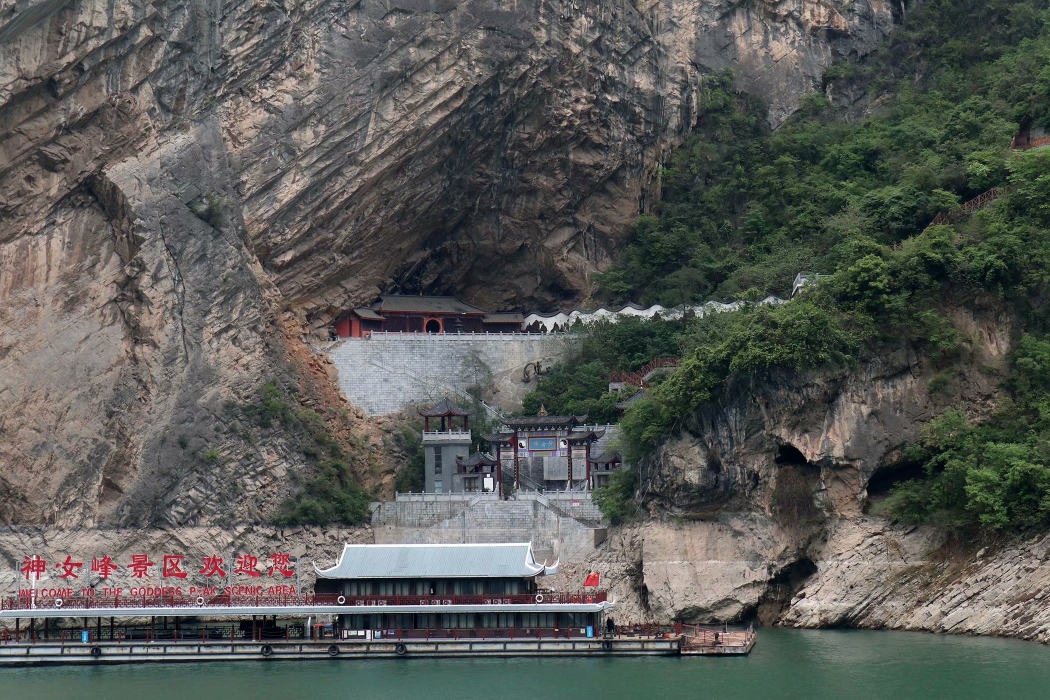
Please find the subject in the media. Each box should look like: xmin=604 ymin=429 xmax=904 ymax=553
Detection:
xmin=419 ymin=397 xmax=472 ymax=433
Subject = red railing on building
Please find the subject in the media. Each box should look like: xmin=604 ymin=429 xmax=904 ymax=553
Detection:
xmin=609 ymin=357 xmax=680 ymax=389
xmin=919 ymin=185 xmax=1015 ymax=237
xmin=0 ymin=591 xmax=608 ymax=612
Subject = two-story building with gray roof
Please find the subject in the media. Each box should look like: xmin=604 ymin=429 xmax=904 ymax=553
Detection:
xmin=313 ymin=542 xmax=610 ymax=639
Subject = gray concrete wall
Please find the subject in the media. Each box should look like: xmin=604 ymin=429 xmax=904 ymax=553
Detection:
xmin=421 ymin=438 xmax=473 ymax=493
xmin=324 ymin=333 xmax=576 ymax=415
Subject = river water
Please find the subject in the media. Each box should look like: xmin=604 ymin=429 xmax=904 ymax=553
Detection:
xmin=2 ymin=628 xmax=1047 ymax=699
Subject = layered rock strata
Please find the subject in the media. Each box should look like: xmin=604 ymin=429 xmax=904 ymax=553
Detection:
xmin=0 ymin=0 xmax=895 ymax=527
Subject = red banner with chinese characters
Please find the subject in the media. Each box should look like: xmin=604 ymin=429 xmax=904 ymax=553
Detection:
xmin=16 ymin=552 xmax=298 ymax=598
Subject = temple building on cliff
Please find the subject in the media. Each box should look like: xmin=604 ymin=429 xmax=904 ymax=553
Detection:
xmin=413 ymin=400 xmax=620 ymax=494
xmin=335 ymin=295 xmax=524 ymax=337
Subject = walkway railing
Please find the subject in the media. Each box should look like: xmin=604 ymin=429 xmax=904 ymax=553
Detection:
xmin=679 ymin=622 xmax=756 ymax=647
xmin=609 ymin=357 xmax=680 ymax=389
xmin=1 ymin=591 xmax=608 ymax=612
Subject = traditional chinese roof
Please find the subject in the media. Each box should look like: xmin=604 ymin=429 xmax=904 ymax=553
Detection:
xmin=568 ymin=428 xmax=606 ymax=443
xmin=500 ymin=415 xmax=585 ymax=428
xmin=352 ymin=307 xmax=385 ymax=321
xmin=456 ymin=452 xmax=498 ymax=468
xmin=481 ymin=432 xmax=513 ymax=445
xmin=314 ymin=543 xmax=555 ymax=579
xmin=483 ymin=312 xmax=525 ymax=325
xmin=375 ymin=295 xmax=488 ymax=315
xmin=418 ymin=397 xmax=474 ymax=417
xmin=590 ymin=450 xmax=623 ymax=465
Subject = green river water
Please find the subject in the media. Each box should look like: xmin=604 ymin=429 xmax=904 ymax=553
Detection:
xmin=2 ymin=628 xmax=1048 ymax=700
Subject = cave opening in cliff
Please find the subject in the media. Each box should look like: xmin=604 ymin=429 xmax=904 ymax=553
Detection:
xmin=866 ymin=462 xmax=927 ymax=502
xmin=772 ymin=444 xmax=822 ymax=526
xmin=775 ymin=444 xmax=810 ymax=468
xmin=751 ymin=558 xmax=818 ymax=626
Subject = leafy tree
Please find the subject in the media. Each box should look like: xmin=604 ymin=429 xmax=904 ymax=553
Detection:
xmin=535 ymin=0 xmax=1050 ymax=534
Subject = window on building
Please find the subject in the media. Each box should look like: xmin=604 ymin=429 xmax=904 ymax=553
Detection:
xmin=435 ymin=479 xmax=443 ymax=493
xmin=480 ymin=613 xmax=516 ymax=628
xmin=433 ymin=447 xmax=443 ymax=475
xmin=520 ymin=612 xmax=556 ymax=629
xmin=464 ymin=476 xmax=479 ymax=492
xmin=440 ymin=613 xmax=475 ymax=629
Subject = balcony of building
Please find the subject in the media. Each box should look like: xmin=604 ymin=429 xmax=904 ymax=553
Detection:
xmin=421 ymin=430 xmax=473 ymax=443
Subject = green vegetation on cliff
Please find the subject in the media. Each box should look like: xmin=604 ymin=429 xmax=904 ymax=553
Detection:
xmin=528 ymin=0 xmax=1050 ymax=528
xmin=882 ymin=336 xmax=1050 ymax=531
xmin=232 ymin=382 xmax=372 ymax=526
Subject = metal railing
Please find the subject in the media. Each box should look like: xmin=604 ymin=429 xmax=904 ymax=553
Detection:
xmin=679 ymin=622 xmax=756 ymax=647
xmin=351 ymin=626 xmax=639 ymax=641
xmin=1 ymin=591 xmax=608 ymax=612
xmin=1 ymin=624 xmax=312 ymax=645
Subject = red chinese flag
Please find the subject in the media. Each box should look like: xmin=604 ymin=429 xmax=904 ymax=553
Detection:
xmin=583 ymin=572 xmax=600 ymax=587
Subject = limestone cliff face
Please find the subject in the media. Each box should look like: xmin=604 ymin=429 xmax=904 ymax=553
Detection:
xmin=639 ymin=304 xmax=1011 ymax=519
xmin=576 ymin=304 xmax=1050 ymax=641
xmin=0 ymin=0 xmax=894 ymax=527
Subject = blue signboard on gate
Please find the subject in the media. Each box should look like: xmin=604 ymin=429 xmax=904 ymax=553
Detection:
xmin=528 ymin=437 xmax=557 ymax=452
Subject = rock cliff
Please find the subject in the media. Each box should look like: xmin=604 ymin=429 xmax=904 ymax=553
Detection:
xmin=569 ymin=303 xmax=1050 ymax=642
xmin=0 ymin=0 xmax=895 ymax=527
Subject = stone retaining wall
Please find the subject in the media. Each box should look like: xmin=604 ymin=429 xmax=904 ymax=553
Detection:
xmin=324 ymin=333 xmax=576 ymax=415
xmin=371 ymin=493 xmax=604 ymax=562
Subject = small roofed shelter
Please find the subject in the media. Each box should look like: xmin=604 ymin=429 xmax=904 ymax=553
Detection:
xmin=589 ymin=451 xmax=623 ymax=489
xmin=419 ymin=398 xmax=473 ymax=432
xmin=335 ymin=307 xmax=385 ymax=338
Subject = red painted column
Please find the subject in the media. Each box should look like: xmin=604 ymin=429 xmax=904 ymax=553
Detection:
xmin=566 ymin=439 xmax=573 ymax=491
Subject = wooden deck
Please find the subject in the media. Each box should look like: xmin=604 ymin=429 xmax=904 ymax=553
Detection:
xmin=0 ymin=636 xmax=681 ymax=666
xmin=680 ymin=626 xmax=756 ymax=656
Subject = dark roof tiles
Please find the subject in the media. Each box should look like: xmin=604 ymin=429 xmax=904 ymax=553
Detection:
xmin=418 ymin=397 xmax=474 ymax=417
xmin=500 ymin=415 xmax=585 ymax=428
xmin=376 ymin=295 xmax=488 ymax=315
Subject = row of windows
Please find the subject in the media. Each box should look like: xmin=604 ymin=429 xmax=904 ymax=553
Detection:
xmin=339 ymin=579 xmax=528 ymax=596
xmin=341 ymin=612 xmax=595 ymax=630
